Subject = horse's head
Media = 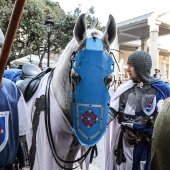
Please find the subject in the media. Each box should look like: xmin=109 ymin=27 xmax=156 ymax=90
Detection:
xmin=51 ymin=14 xmax=116 ymax=127
xmin=74 ymin=14 xmax=116 ymax=48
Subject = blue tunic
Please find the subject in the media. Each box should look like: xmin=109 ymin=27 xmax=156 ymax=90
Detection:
xmin=0 ymin=78 xmax=21 ymax=166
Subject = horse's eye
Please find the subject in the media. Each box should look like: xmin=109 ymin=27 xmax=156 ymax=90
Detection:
xmin=104 ymin=75 xmax=112 ymax=88
xmin=71 ymin=69 xmax=81 ymax=85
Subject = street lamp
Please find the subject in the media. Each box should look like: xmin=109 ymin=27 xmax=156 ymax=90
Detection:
xmin=16 ymin=39 xmax=24 ymax=58
xmin=45 ymin=17 xmax=54 ymax=67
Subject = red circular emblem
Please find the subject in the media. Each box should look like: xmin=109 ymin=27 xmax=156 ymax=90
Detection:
xmin=81 ymin=110 xmax=98 ymax=128
xmin=0 ymin=126 xmax=3 ymax=136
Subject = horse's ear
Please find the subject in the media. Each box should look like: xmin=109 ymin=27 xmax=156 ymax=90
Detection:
xmin=102 ymin=15 xmax=116 ymax=46
xmin=73 ymin=14 xmax=87 ymax=45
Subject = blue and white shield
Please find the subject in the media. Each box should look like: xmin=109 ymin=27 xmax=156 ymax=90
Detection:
xmin=72 ymin=37 xmax=114 ymax=146
xmin=0 ymin=111 xmax=9 ymax=152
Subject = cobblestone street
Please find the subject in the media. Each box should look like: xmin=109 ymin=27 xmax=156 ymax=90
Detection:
xmin=89 ymin=136 xmax=105 ymax=170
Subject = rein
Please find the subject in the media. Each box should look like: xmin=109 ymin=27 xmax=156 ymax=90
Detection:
xmin=44 ymin=69 xmax=94 ymax=170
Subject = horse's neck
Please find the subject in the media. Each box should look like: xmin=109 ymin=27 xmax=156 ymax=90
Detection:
xmin=51 ymin=61 xmax=73 ymax=125
xmin=51 ymin=39 xmax=78 ymax=126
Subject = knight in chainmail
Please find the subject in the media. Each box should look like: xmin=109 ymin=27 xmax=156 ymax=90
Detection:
xmin=105 ymin=50 xmax=170 ymax=170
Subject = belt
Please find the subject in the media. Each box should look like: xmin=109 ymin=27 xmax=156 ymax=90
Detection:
xmin=117 ymin=112 xmax=156 ymax=126
xmin=114 ymin=125 xmax=151 ymax=166
xmin=122 ymin=125 xmax=151 ymax=145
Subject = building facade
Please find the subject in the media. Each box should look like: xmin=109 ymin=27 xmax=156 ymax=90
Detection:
xmin=112 ymin=11 xmax=170 ymax=82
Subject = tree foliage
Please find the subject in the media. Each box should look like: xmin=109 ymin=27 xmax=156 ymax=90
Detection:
xmin=54 ymin=6 xmax=105 ymax=51
xmin=0 ymin=0 xmax=104 ymax=67
xmin=0 ymin=0 xmax=64 ymax=65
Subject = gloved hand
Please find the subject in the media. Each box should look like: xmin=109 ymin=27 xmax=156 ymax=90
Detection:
xmin=21 ymin=167 xmax=30 ymax=170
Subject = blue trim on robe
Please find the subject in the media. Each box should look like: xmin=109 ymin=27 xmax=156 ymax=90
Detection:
xmin=151 ymin=78 xmax=170 ymax=99
xmin=0 ymin=78 xmax=20 ymax=166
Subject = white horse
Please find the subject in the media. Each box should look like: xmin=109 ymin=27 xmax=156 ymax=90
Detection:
xmin=26 ymin=13 xmax=116 ymax=170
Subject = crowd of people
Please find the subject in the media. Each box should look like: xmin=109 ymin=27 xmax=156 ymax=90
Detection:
xmin=1 ymin=27 xmax=170 ymax=170
xmin=153 ymin=68 xmax=161 ymax=79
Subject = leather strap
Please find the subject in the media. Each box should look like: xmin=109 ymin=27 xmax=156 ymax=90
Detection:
xmin=90 ymin=144 xmax=98 ymax=163
xmin=114 ymin=129 xmax=126 ymax=165
xmin=17 ymin=135 xmax=30 ymax=169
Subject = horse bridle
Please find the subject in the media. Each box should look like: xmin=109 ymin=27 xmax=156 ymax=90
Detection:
xmin=69 ymin=34 xmax=120 ymax=86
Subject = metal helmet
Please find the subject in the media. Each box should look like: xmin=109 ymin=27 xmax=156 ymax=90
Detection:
xmin=0 ymin=29 xmax=4 ymax=47
xmin=127 ymin=50 xmax=153 ymax=83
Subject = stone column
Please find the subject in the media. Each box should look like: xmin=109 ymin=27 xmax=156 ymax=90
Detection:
xmin=110 ymin=30 xmax=119 ymax=83
xmin=141 ymin=38 xmax=148 ymax=51
xmin=160 ymin=59 xmax=167 ymax=81
xmin=148 ymin=14 xmax=161 ymax=75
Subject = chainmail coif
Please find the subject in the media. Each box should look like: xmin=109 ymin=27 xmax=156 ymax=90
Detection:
xmin=127 ymin=50 xmax=153 ymax=83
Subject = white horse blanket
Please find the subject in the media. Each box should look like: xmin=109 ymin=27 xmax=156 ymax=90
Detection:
xmin=26 ymin=72 xmax=90 ymax=170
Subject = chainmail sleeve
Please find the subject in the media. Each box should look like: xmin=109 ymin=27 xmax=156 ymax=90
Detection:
xmin=107 ymin=107 xmax=118 ymax=125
